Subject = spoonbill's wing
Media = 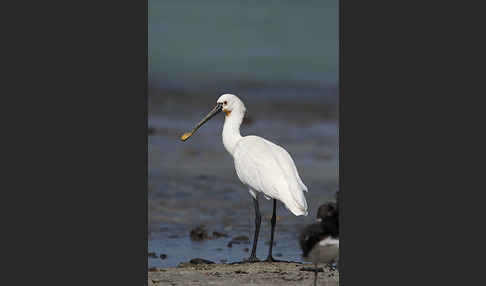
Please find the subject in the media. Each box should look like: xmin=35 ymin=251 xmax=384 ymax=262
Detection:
xmin=233 ymin=135 xmax=308 ymax=216
xmin=263 ymin=138 xmax=308 ymax=192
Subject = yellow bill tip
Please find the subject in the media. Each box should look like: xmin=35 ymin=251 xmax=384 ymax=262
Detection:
xmin=180 ymin=132 xmax=192 ymax=141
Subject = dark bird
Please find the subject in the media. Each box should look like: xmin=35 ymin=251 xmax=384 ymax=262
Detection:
xmin=300 ymin=200 xmax=339 ymax=286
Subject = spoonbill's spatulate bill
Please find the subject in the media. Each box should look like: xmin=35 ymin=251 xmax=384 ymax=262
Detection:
xmin=180 ymin=93 xmax=309 ymax=262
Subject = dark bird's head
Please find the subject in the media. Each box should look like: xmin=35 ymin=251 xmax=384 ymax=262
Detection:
xmin=316 ymin=202 xmax=339 ymax=237
xmin=317 ymin=202 xmax=338 ymax=221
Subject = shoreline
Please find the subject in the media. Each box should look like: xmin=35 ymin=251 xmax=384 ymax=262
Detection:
xmin=149 ymin=261 xmax=339 ymax=286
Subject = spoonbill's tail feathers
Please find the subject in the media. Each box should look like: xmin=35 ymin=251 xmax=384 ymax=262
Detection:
xmin=284 ymin=193 xmax=308 ymax=216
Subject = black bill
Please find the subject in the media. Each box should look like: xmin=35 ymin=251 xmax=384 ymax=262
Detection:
xmin=180 ymin=103 xmax=223 ymax=141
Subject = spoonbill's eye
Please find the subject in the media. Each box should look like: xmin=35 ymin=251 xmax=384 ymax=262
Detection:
xmin=224 ymin=101 xmax=228 ymax=105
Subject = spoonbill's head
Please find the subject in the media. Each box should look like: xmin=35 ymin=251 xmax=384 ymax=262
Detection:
xmin=180 ymin=93 xmax=245 ymax=141
xmin=216 ymin=93 xmax=246 ymax=117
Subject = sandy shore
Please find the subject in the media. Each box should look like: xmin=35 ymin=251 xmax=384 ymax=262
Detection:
xmin=149 ymin=261 xmax=339 ymax=286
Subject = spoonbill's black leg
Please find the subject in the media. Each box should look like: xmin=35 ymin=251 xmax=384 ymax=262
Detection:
xmin=314 ymin=263 xmax=319 ymax=286
xmin=247 ymin=196 xmax=261 ymax=262
xmin=265 ymin=199 xmax=281 ymax=262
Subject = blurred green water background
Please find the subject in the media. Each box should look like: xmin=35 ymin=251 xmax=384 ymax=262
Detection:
xmin=149 ymin=0 xmax=338 ymax=95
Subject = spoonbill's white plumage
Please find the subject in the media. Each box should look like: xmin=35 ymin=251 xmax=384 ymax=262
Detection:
xmin=181 ymin=93 xmax=309 ymax=262
xmin=233 ymin=135 xmax=308 ymax=215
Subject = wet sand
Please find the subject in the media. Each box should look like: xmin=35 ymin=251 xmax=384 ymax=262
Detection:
xmin=148 ymin=261 xmax=339 ymax=286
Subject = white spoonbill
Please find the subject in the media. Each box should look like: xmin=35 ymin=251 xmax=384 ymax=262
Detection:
xmin=181 ymin=93 xmax=309 ymax=262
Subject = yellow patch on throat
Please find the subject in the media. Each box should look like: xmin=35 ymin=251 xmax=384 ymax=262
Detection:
xmin=224 ymin=109 xmax=231 ymax=116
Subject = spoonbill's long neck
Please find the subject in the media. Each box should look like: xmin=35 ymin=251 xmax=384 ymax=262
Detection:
xmin=222 ymin=108 xmax=244 ymax=156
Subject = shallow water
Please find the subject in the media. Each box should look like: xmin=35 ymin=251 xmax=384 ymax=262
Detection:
xmin=148 ymin=223 xmax=306 ymax=268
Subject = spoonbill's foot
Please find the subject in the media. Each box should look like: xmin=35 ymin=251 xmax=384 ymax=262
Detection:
xmin=245 ymin=256 xmax=260 ymax=263
xmin=264 ymin=256 xmax=282 ymax=263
